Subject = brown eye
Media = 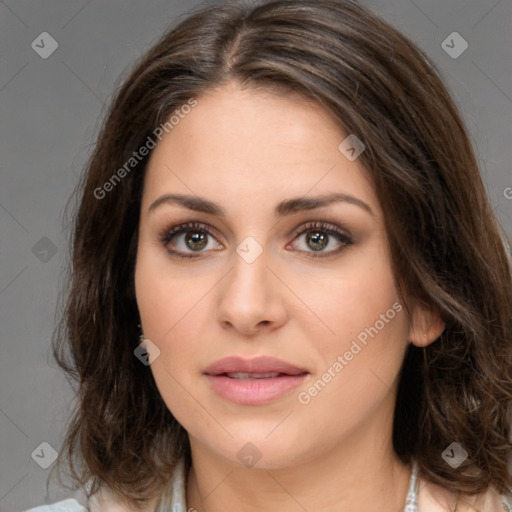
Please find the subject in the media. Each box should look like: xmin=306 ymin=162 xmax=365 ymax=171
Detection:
xmin=183 ymin=231 xmax=208 ymax=251
xmin=159 ymin=221 xmax=222 ymax=259
xmin=290 ymin=221 xmax=353 ymax=258
xmin=305 ymin=231 xmax=329 ymax=251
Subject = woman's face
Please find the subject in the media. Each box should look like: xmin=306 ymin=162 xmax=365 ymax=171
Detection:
xmin=134 ymin=81 xmax=416 ymax=470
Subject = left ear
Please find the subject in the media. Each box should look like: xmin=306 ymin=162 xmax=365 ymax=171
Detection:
xmin=407 ymin=299 xmax=446 ymax=348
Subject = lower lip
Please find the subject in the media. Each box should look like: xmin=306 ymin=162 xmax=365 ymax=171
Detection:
xmin=205 ymin=374 xmax=308 ymax=405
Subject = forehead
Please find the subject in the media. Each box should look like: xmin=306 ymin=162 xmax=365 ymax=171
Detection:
xmin=142 ymin=82 xmax=380 ymax=219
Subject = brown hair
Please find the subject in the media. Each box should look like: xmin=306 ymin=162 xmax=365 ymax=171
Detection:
xmin=50 ymin=0 xmax=512 ymax=507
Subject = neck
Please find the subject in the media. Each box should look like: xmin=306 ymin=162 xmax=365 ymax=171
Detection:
xmin=185 ymin=424 xmax=412 ymax=511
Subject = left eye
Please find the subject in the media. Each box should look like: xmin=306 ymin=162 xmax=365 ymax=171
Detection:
xmin=288 ymin=221 xmax=353 ymax=258
xmin=159 ymin=220 xmax=353 ymax=259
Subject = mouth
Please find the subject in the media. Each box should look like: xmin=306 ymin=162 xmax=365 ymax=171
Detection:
xmin=222 ymin=371 xmax=293 ymax=379
xmin=204 ymin=356 xmax=309 ymax=405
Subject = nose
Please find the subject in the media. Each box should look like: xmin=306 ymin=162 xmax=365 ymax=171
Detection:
xmin=216 ymin=246 xmax=288 ymax=337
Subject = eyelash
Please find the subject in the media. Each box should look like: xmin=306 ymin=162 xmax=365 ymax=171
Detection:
xmin=158 ymin=220 xmax=353 ymax=260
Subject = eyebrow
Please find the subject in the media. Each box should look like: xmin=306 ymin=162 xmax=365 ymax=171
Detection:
xmin=148 ymin=192 xmax=374 ymax=217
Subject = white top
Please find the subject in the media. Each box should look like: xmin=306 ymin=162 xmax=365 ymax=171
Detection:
xmin=24 ymin=458 xmax=512 ymax=512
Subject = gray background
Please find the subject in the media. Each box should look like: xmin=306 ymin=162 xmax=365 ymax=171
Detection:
xmin=0 ymin=0 xmax=510 ymax=511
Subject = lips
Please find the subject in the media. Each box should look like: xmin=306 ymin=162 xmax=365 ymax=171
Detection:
xmin=204 ymin=356 xmax=308 ymax=376
xmin=225 ymin=372 xmax=282 ymax=379
xmin=204 ymin=356 xmax=309 ymax=405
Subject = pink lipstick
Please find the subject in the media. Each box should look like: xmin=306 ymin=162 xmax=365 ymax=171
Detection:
xmin=204 ymin=356 xmax=309 ymax=405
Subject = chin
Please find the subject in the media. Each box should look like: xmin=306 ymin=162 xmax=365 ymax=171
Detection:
xmin=197 ymin=421 xmax=315 ymax=470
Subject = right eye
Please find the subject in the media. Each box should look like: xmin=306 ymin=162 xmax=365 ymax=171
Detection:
xmin=158 ymin=221 xmax=223 ymax=259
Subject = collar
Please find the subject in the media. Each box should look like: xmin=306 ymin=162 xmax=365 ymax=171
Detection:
xmin=155 ymin=457 xmax=188 ymax=511
xmin=154 ymin=458 xmax=420 ymax=511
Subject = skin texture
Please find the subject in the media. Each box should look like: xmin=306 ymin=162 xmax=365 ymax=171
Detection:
xmin=134 ymin=80 xmax=447 ymax=511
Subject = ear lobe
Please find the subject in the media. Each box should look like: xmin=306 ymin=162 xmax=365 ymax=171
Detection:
xmin=407 ymin=302 xmax=446 ymax=347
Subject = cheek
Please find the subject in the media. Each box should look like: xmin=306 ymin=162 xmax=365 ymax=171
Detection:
xmin=294 ymin=249 xmax=410 ymax=430
xmin=296 ymin=291 xmax=408 ymax=441
xmin=134 ymin=246 xmax=210 ymax=391
xmin=134 ymin=244 xmax=204 ymax=341
xmin=135 ymin=253 xmax=206 ymax=427
xmin=311 ymin=287 xmax=408 ymax=399
xmin=297 ymin=238 xmax=405 ymax=359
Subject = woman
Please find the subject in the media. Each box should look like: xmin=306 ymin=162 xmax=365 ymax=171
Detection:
xmin=28 ymin=0 xmax=512 ymax=510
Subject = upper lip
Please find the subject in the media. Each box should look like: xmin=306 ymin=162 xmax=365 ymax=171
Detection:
xmin=204 ymin=356 xmax=308 ymax=376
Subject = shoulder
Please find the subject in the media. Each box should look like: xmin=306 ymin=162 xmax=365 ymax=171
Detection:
xmin=22 ymin=491 xmax=160 ymax=512
xmin=87 ymin=457 xmax=187 ymax=512
xmin=418 ymin=474 xmax=512 ymax=512
xmin=24 ymin=458 xmax=188 ymax=512
xmin=24 ymin=499 xmax=88 ymax=512
xmin=87 ymin=486 xmax=161 ymax=512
